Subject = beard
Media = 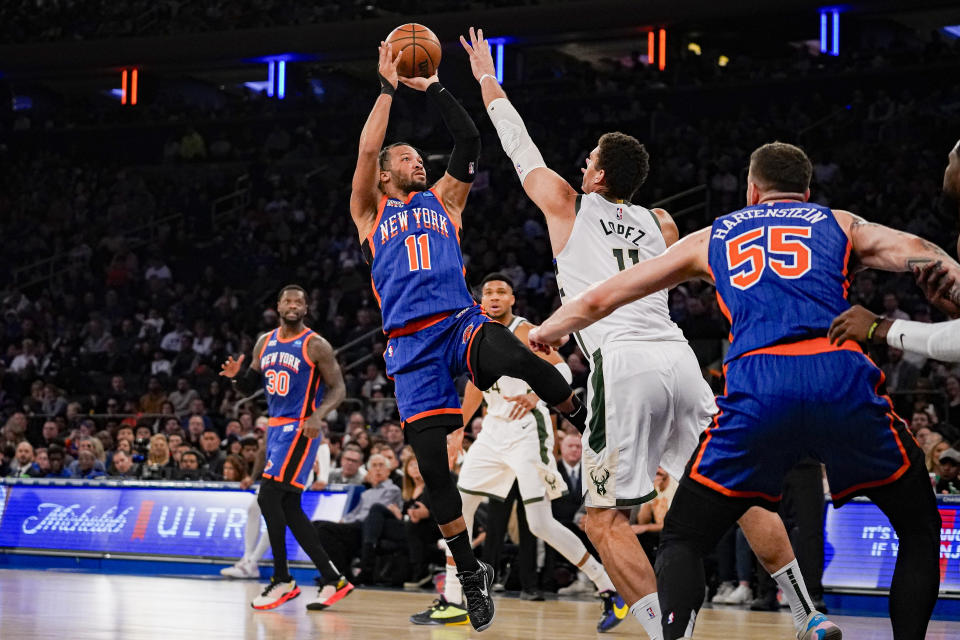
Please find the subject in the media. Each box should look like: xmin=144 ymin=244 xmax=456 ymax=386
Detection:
xmin=396 ymin=174 xmax=429 ymax=193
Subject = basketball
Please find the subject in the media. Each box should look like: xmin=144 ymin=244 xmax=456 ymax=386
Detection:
xmin=386 ymin=23 xmax=441 ymax=78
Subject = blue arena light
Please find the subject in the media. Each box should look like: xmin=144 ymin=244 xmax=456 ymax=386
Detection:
xmin=496 ymin=42 xmax=504 ymax=83
xmin=832 ymin=10 xmax=840 ymax=56
xmin=277 ymin=60 xmax=286 ymax=99
xmin=945 ymin=26 xmax=960 ymax=38
xmin=820 ymin=12 xmax=828 ymax=54
xmin=267 ymin=61 xmax=275 ymax=98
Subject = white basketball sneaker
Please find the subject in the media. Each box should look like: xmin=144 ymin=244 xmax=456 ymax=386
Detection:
xmin=221 ymin=558 xmax=259 ymax=579
xmin=251 ymin=578 xmax=300 ymax=610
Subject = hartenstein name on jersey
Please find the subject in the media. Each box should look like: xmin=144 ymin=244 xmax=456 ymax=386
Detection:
xmin=712 ymin=206 xmax=829 ymax=240
xmin=260 ymin=351 xmax=302 ymax=373
xmin=599 ymin=218 xmax=647 ymax=246
xmin=377 ymin=206 xmax=450 ymax=247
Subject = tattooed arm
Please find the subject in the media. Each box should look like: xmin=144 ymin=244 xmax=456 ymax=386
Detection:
xmin=833 ymin=209 xmax=960 ymax=307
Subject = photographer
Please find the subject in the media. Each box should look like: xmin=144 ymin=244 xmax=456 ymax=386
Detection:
xmin=139 ymin=433 xmax=174 ymax=480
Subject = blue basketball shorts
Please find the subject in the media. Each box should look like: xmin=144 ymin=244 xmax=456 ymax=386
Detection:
xmin=262 ymin=418 xmax=323 ymax=490
xmin=384 ymin=305 xmax=491 ymax=430
xmin=688 ymin=338 xmax=919 ymax=507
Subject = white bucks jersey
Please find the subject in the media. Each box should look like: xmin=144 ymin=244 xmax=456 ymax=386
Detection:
xmin=554 ymin=192 xmax=685 ymax=353
xmin=482 ymin=316 xmax=547 ymax=421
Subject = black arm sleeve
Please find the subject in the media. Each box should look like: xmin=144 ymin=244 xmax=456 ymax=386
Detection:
xmin=233 ymin=367 xmax=262 ymax=396
xmin=426 ymin=82 xmax=481 ymax=183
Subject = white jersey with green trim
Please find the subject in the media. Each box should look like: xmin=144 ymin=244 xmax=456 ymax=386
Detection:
xmin=481 ymin=315 xmax=548 ymax=423
xmin=554 ymin=192 xmax=686 ymax=353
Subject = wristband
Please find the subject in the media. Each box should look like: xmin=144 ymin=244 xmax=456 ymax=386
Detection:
xmin=866 ymin=318 xmax=883 ymax=342
xmin=479 ymin=74 xmax=498 ymax=85
xmin=378 ymin=71 xmax=396 ymax=96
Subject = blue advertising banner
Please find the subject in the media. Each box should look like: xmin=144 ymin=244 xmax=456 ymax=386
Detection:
xmin=823 ymin=497 xmax=960 ymax=592
xmin=0 ymin=482 xmax=357 ymax=563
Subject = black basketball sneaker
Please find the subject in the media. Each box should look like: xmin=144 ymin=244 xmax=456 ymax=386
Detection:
xmin=456 ymin=560 xmax=496 ymax=632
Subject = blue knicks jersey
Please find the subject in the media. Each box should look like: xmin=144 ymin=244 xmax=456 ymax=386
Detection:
xmin=708 ymin=202 xmax=852 ymax=362
xmin=362 ymin=189 xmax=476 ymax=333
xmin=258 ymin=327 xmax=325 ymax=424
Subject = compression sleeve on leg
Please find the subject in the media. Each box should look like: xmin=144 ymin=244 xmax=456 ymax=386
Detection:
xmin=486 ymin=97 xmax=546 ymax=185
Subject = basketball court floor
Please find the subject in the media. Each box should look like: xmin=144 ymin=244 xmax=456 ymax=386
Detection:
xmin=1 ymin=569 xmax=958 ymax=639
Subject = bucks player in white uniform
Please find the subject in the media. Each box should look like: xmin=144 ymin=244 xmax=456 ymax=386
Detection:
xmin=411 ymin=273 xmax=627 ymax=632
xmin=461 ymin=27 xmax=835 ymax=640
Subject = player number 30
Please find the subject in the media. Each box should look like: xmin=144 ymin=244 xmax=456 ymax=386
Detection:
xmin=725 ymin=226 xmax=812 ymax=290
xmin=264 ymin=370 xmax=290 ymax=396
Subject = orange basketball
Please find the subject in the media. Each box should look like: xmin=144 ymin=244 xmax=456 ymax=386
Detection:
xmin=386 ymin=23 xmax=442 ymax=78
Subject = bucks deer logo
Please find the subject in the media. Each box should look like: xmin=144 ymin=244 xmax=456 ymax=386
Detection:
xmin=590 ymin=467 xmax=610 ymax=496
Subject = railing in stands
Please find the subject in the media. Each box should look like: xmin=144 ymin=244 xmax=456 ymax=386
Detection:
xmin=11 ymin=211 xmax=183 ymax=291
xmin=650 ymin=184 xmax=710 ymax=225
xmin=211 ymin=174 xmax=251 ymax=229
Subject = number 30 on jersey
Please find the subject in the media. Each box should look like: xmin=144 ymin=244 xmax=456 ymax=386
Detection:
xmin=725 ymin=226 xmax=812 ymax=290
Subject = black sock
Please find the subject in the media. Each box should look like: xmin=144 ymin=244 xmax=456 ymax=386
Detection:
xmin=445 ymin=531 xmax=478 ymax=573
xmin=563 ymin=396 xmax=587 ymax=434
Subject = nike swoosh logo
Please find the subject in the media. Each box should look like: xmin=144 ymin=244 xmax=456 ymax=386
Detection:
xmin=613 ymin=602 xmax=629 ymax=617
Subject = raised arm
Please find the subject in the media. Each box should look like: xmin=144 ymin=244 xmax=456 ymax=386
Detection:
xmin=460 ymin=27 xmax=578 ymax=252
xmin=529 ymin=228 xmax=712 ymax=350
xmin=302 ymin=335 xmax=346 ymax=439
xmin=652 ymin=207 xmax=680 ymax=247
xmin=398 ymin=73 xmax=481 ymax=226
xmin=350 ymin=43 xmax=402 ymax=240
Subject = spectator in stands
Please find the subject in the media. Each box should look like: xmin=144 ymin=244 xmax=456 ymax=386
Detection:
xmin=936 ymin=448 xmax=960 ymax=494
xmin=928 ymin=440 xmax=951 ymax=478
xmin=169 ymin=377 xmax=198 ymax=417
xmin=8 ymin=441 xmax=42 ymax=477
xmin=139 ymin=434 xmax=173 ymax=480
xmin=45 ymin=445 xmax=70 ymax=478
xmin=199 ymin=428 xmax=226 ymax=478
xmin=911 ymin=410 xmax=932 ymax=434
xmin=40 ymin=384 xmax=68 ymax=417
xmin=184 ymin=415 xmax=206 ymax=448
xmin=110 ymin=450 xmax=139 ymax=478
xmin=10 ymin=338 xmax=39 ymax=374
xmin=371 ymin=442 xmax=402 ymax=487
xmin=328 ymin=443 xmax=366 ymax=485
xmin=40 ymin=420 xmax=61 ymax=447
xmin=222 ymin=454 xmax=246 ymax=482
xmin=352 ymin=429 xmax=371 ymax=461
xmin=631 ymin=467 xmax=675 ymax=561
xmin=312 ymin=454 xmax=402 ymax=579
xmin=881 ymin=347 xmax=920 ymax=393
xmin=946 ymin=377 xmax=960 ymax=414
xmin=174 ymin=449 xmax=205 ymax=480
xmin=1 ymin=412 xmax=27 ymax=450
xmin=139 ymin=377 xmax=168 ymax=414
xmin=379 ymin=421 xmax=404 ymax=459
xmin=73 ymin=449 xmax=106 ymax=480
xmin=882 ymin=292 xmax=911 ymax=322
xmin=68 ymin=437 xmax=107 ymax=476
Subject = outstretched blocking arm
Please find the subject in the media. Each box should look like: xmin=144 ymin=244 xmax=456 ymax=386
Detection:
xmin=303 ymin=335 xmax=346 ymax=438
xmin=529 ymin=228 xmax=713 ymax=350
xmin=460 ymin=27 xmax=578 ymax=250
xmin=350 ymin=43 xmax=402 ymax=240
xmin=836 ymin=209 xmax=960 ymax=307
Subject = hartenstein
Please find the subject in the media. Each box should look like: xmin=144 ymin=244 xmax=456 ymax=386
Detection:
xmin=21 ymin=503 xmax=133 ymax=535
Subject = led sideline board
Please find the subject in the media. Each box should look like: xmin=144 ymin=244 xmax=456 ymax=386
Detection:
xmin=0 ymin=482 xmax=353 ymax=563
xmin=823 ymin=497 xmax=960 ymax=592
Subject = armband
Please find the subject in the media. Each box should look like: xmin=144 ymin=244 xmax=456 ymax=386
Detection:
xmin=486 ymin=98 xmax=546 ymax=185
xmin=233 ymin=368 xmax=262 ymax=396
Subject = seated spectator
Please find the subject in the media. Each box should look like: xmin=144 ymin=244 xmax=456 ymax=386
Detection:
xmin=139 ymin=377 xmax=168 ymax=414
xmin=8 ymin=441 xmax=43 ymax=478
xmin=239 ymin=435 xmax=259 ymax=477
xmin=45 ymin=445 xmax=71 ymax=478
xmin=222 ymin=454 xmax=247 ymax=482
xmin=110 ymin=450 xmax=140 ymax=478
xmin=34 ymin=447 xmax=49 ymax=475
xmin=329 ymin=443 xmax=367 ymax=485
xmin=40 ymin=420 xmax=61 ymax=447
xmin=378 ymin=421 xmax=404 ymax=459
xmin=371 ymin=442 xmax=402 ymax=486
xmin=140 ymin=433 xmax=174 ymax=480
xmin=313 ymin=454 xmax=402 ymax=577
xmin=173 ymin=449 xmax=205 ymax=480
xmin=72 ymin=449 xmax=106 ymax=480
xmin=67 ymin=437 xmax=107 ymax=476
xmin=937 ymin=449 xmax=960 ymax=494
xmin=928 ymin=441 xmax=951 ymax=478
xmin=199 ymin=428 xmax=226 ymax=478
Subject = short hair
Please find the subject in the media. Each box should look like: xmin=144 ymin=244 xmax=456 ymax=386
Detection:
xmin=367 ymin=453 xmax=388 ymax=467
xmin=749 ymin=142 xmax=813 ymax=194
xmin=481 ymin=272 xmax=515 ymax=292
xmin=181 ymin=449 xmax=201 ymax=463
xmin=378 ymin=142 xmax=423 ymax=171
xmin=595 ymin=132 xmax=650 ymax=200
xmin=343 ymin=442 xmax=364 ymax=455
xmin=277 ymin=284 xmax=307 ymax=303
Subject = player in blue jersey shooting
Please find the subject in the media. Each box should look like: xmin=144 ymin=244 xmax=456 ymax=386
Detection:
xmin=220 ymin=285 xmax=352 ymax=612
xmin=347 ymin=42 xmax=588 ymax=632
xmin=529 ymin=142 xmax=959 ymax=640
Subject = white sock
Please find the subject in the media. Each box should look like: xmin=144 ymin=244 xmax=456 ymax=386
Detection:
xmin=630 ymin=593 xmax=662 ymax=640
xmin=580 ymin=555 xmax=615 ymax=592
xmin=444 ymin=562 xmax=463 ymax=604
xmin=772 ymin=560 xmax=815 ymax=631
